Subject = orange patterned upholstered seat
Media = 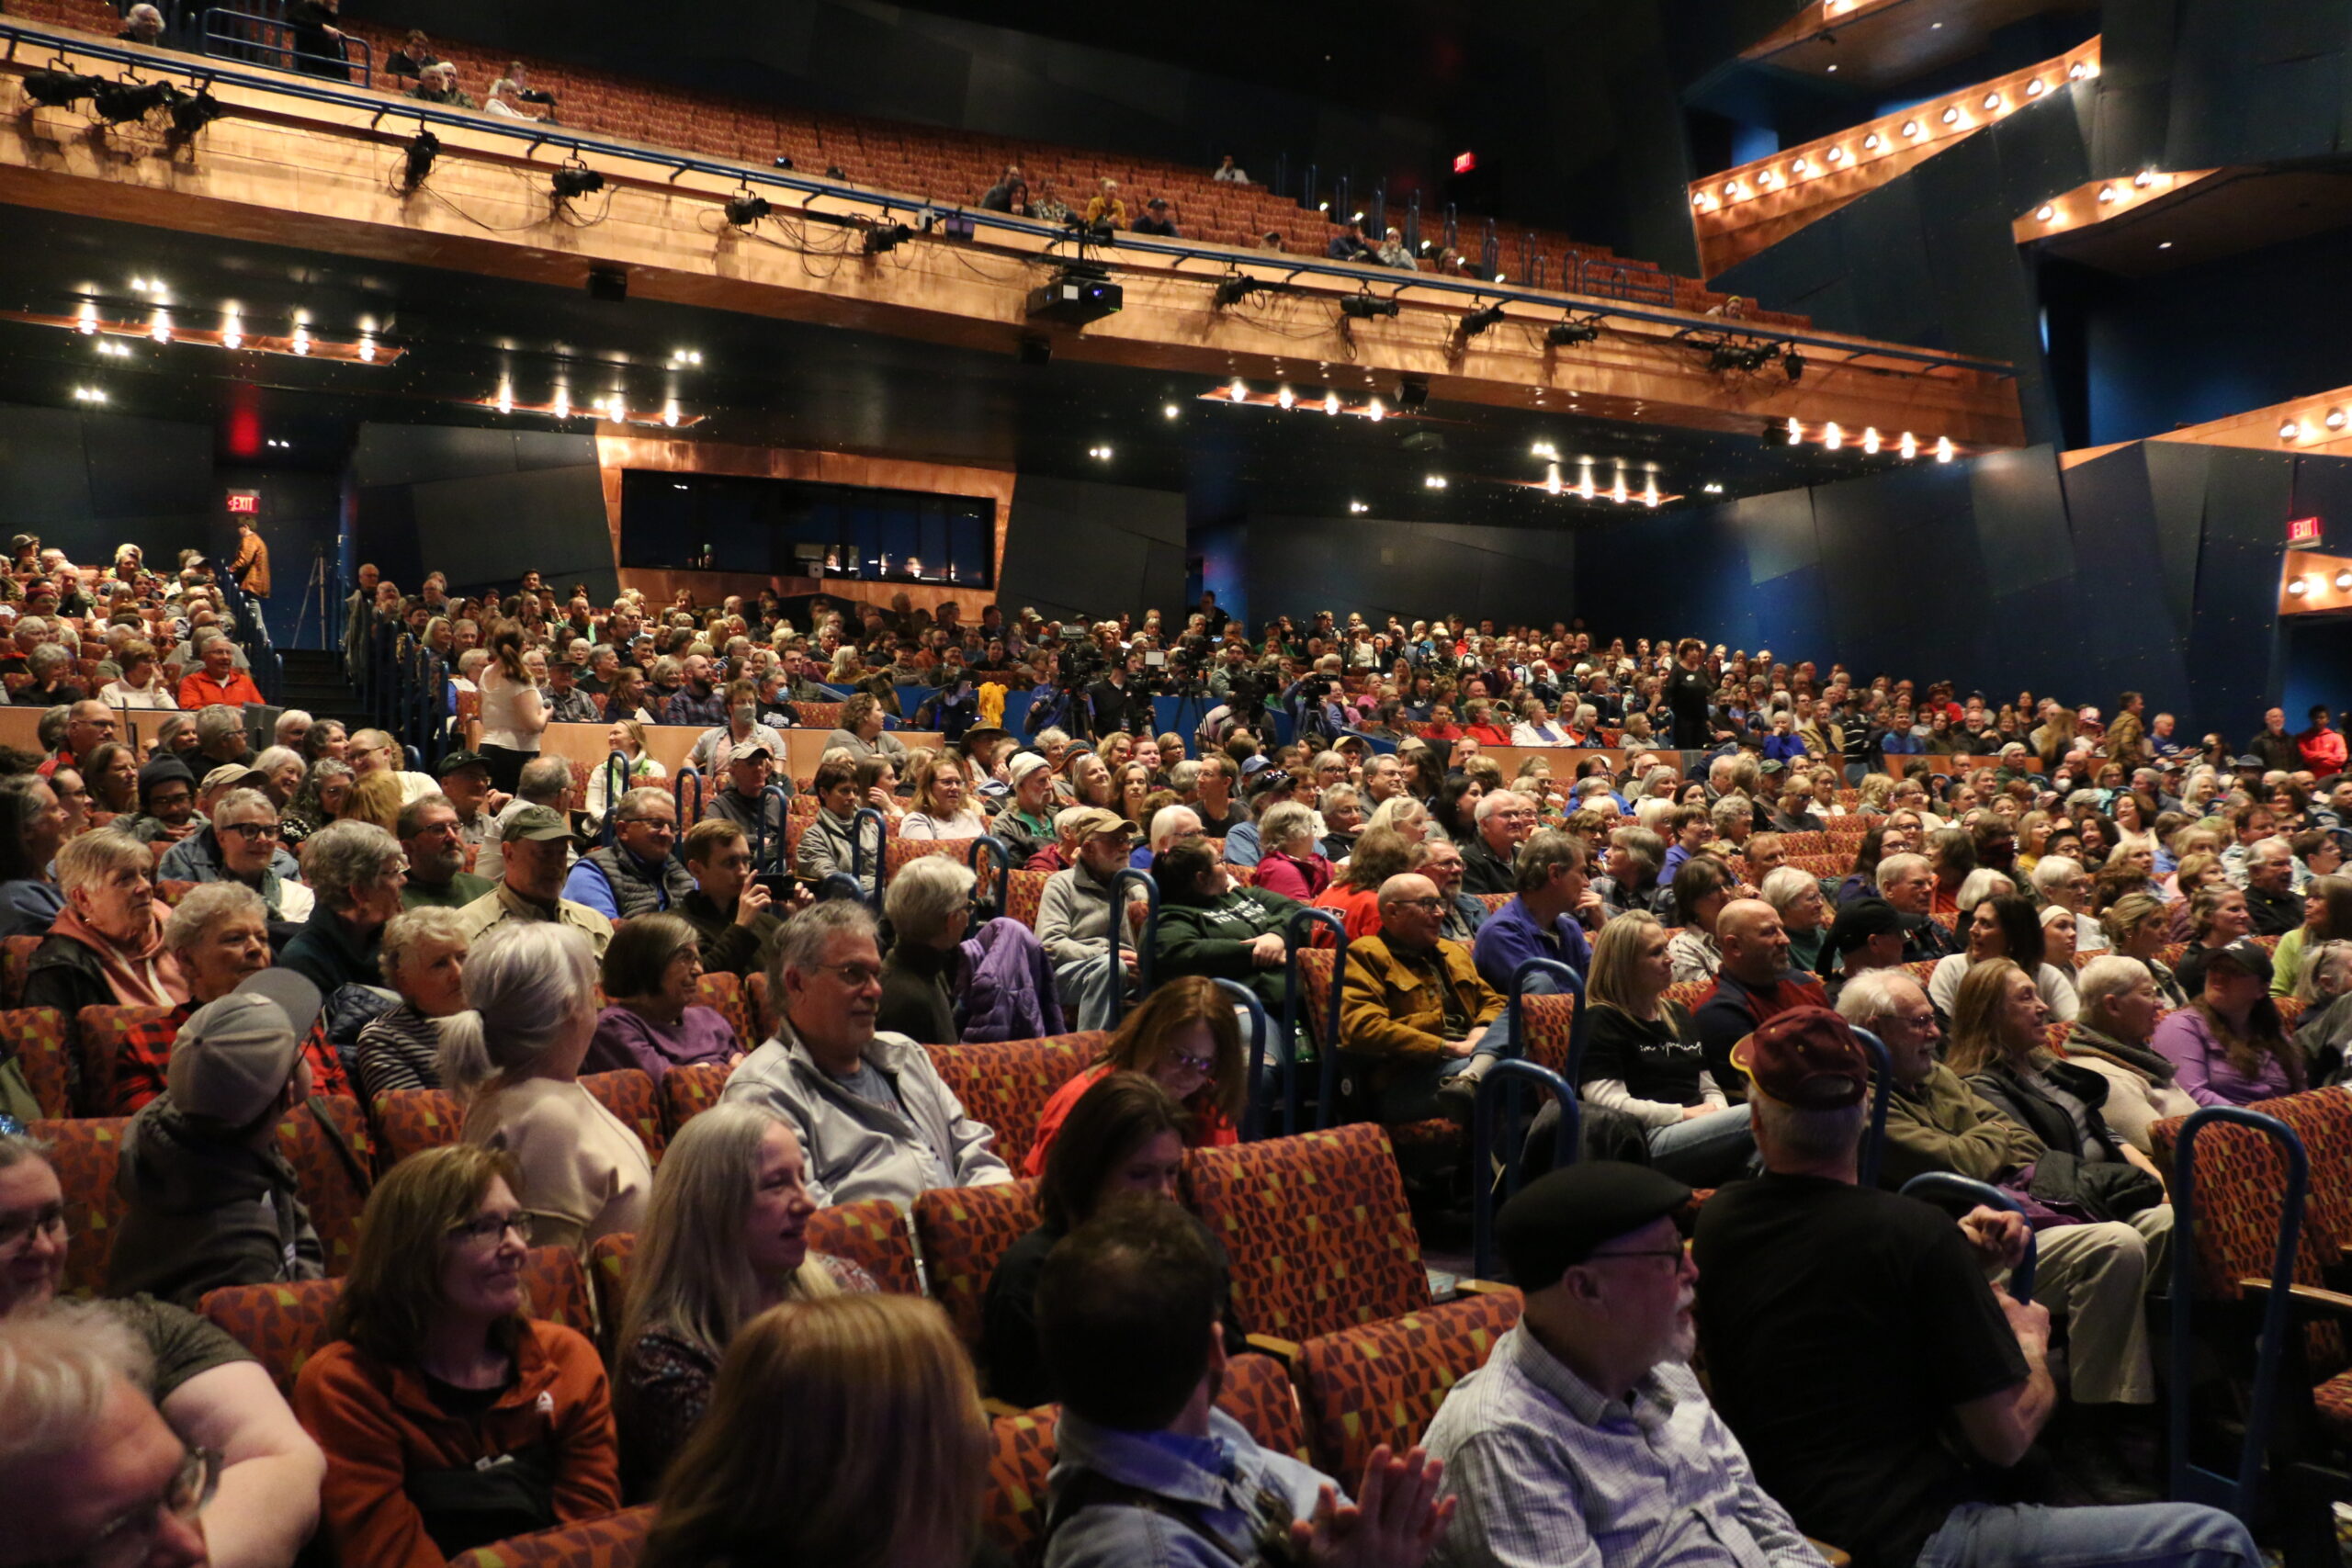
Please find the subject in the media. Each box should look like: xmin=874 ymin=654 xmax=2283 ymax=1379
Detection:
xmin=368 ymin=1087 xmax=464 ymax=1170
xmin=690 ymin=972 xmax=753 ymax=1050
xmin=449 ymin=1506 xmax=656 ymax=1568
xmin=277 ymin=1096 xmax=376 ymax=1276
xmin=1005 ymin=869 xmax=1052 ymax=929
xmin=1183 ymin=1123 xmax=1431 ymax=1343
xmin=658 ymin=1061 xmax=729 ymax=1137
xmin=4 ymin=1005 xmax=74 ymax=1117
xmin=1518 ymin=992 xmax=1577 ymax=1079
xmin=29 ymin=1115 xmax=128 ymax=1294
xmin=585 ymin=1231 xmax=637 ymax=1359
xmin=912 ymin=1179 xmax=1040 ymax=1350
xmin=582 ymin=1070 xmax=667 ymax=1164
xmin=1294 ymin=1289 xmax=1523 ymax=1475
xmin=924 ymin=1034 xmax=1101 ymax=1172
xmin=75 ymin=1003 xmax=173 ymax=1118
xmin=804 ymin=1198 xmax=922 ymax=1296
xmin=1 ymin=933 xmax=42 ymax=1007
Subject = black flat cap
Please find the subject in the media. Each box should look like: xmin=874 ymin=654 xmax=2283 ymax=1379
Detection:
xmin=1497 ymin=1161 xmax=1692 ymax=1291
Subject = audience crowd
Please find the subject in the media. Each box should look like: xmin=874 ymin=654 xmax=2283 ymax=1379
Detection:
xmin=0 ymin=547 xmax=2338 ymax=1568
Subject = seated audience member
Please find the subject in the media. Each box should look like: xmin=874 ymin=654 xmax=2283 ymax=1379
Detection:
xmin=254 ymin=746 xmax=307 ymax=811
xmin=1312 ymin=824 xmax=1415 ymax=938
xmin=1695 ymin=1008 xmax=2254 ymax=1564
xmin=1221 ymin=765 xmax=1296 ymax=868
xmin=1423 ymin=1163 xmax=1816 ymax=1567
xmin=823 ymin=693 xmax=907 ymax=762
xmin=1589 ymin=825 xmax=1666 ymax=925
xmin=1577 ymin=912 xmax=1754 ymax=1184
xmin=2238 ymin=835 xmax=2302 ymax=936
xmin=877 ymin=855 xmax=971 ymax=1043
xmin=2271 ymin=873 xmax=2352 ymax=998
xmin=1928 ymin=890 xmax=2082 ymax=1022
xmin=159 ymin=783 xmax=312 ymax=921
xmin=615 ymin=1103 xmax=876 ymax=1499
xmin=1250 ymin=799 xmax=1333 ymax=901
xmin=701 ymin=742 xmax=784 ymax=846
xmin=108 ymin=971 xmax=328 ymax=1308
xmin=2294 ymin=940 xmax=2352 ymax=1080
xmin=898 ymin=749 xmax=989 ymax=840
xmin=678 ymin=818 xmax=784 ymax=977
xmin=1039 ymin=807 xmax=1146 ymax=1030
xmin=2185 ymin=881 xmax=2254 ymax=953
xmin=1423 ymin=833 xmax=1491 ymax=943
xmin=279 ymin=758 xmax=352 ymax=848
xmin=2052 ymin=958 xmax=2191 ymax=1153
xmin=1472 ymin=828 xmax=1597 ymax=998
xmin=587 ymin=912 xmax=741 ymax=1082
xmin=476 ymin=755 xmax=571 ymax=886
xmin=720 ymin=899 xmax=1012 ymax=1207
xmin=174 ymin=635 xmax=263 ymax=711
xmin=345 ymin=771 xmax=406 ymax=832
xmin=0 ymin=772 xmax=66 ymax=937
xmin=279 ymin=819 xmax=408 ymax=998
xmin=639 ymin=1293 xmax=983 ymax=1568
xmin=455 ymin=804 xmax=614 ymax=955
xmin=347 ymin=728 xmax=439 ymax=805
xmin=354 ymin=906 xmax=469 ymax=1100
xmin=994 ymin=752 xmax=1061 ymax=863
xmin=1036 ymin=1196 xmax=1453 ymax=1567
xmin=392 ymin=794 xmax=492 ymax=911
xmin=0 ymin=1292 xmax=325 ymax=1568
xmin=794 ymin=761 xmax=881 ymax=897
xmin=2154 ymin=939 xmax=2306 ymax=1105
xmin=985 ymin=1073 xmax=1193 ymax=1407
xmin=124 ymin=754 xmax=203 ymax=846
xmin=1666 ymin=855 xmax=1736 ymax=983
xmin=1025 ymin=974 xmax=1247 ymax=1180
xmin=1690 ymin=898 xmax=1828 ymax=1097
xmin=2103 ymin=891 xmax=2189 ymax=1008
xmin=584 ymin=720 xmax=665 ymax=823
xmin=1819 ymin=897 xmax=1908 ymax=1002
xmin=1319 ymin=783 xmax=1367 ymax=859
xmin=1874 ymin=851 xmax=1963 ymax=961
xmin=293 ymin=1145 xmax=619 ymax=1567
xmin=24 ymin=829 xmax=188 ymax=1016
xmin=445 ymin=922 xmax=652 ymax=1251
xmin=1760 ymin=864 xmax=1830 ymax=975
xmin=2030 ymin=854 xmax=2108 ymax=953
xmin=1460 ymin=790 xmax=1537 ymax=896
xmin=563 ymin=786 xmax=691 ymax=919
xmin=1132 ymin=196 xmax=1178 ymax=236
xmin=1149 ymin=838 xmax=1298 ymax=1015
xmin=113 ymin=883 xmax=349 ymax=1111
xmin=1340 ymin=872 xmax=1510 ymax=1122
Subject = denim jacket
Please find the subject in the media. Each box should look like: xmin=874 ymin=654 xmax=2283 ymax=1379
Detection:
xmin=1045 ymin=1406 xmax=1338 ymax=1568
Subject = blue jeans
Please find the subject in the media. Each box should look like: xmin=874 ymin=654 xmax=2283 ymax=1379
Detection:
xmin=1374 ymin=1014 xmax=1517 ymax=1123
xmin=1917 ymin=1501 xmax=2260 ymax=1568
xmin=1643 ymin=1102 xmax=1755 ymax=1186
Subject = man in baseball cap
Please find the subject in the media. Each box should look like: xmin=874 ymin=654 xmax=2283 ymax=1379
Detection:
xmin=1822 ymin=898 xmax=1907 ymax=1003
xmin=107 ymin=970 xmax=328 ymax=1308
xmin=1043 ymin=807 xmax=1143 ymax=1029
xmin=1423 ymin=1162 xmax=1820 ymax=1563
xmin=455 ymin=802 xmax=612 ymax=955
xmin=1694 ymin=1007 xmax=2255 ymax=1565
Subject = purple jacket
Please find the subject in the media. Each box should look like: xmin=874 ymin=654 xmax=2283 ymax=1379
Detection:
xmin=584 ymin=1003 xmax=740 ymax=1082
xmin=956 ymin=917 xmax=1065 ymax=1043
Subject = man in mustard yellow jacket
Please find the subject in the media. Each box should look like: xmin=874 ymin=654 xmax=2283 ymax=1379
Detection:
xmin=1339 ymin=872 xmax=1509 ymax=1124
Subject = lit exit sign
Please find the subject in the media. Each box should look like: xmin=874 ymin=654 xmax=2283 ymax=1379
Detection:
xmin=1453 ymin=151 xmax=1477 ymax=175
xmin=225 ymin=491 xmax=259 ymax=515
xmin=2288 ymin=515 xmax=2323 ymax=547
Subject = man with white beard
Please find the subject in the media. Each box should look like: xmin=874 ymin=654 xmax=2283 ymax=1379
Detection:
xmin=1419 ymin=1162 xmax=1825 ymax=1567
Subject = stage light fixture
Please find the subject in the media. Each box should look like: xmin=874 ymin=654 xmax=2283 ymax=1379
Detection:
xmin=1862 ymin=426 xmax=1881 ymax=454
xmin=1863 ymin=132 xmax=1882 ymax=151
xmin=93 ymin=77 xmax=171 ymax=122
xmin=1782 ymin=348 xmax=1805 ymax=383
xmin=1214 ymin=275 xmax=1272 ymax=307
xmin=1396 ymin=378 xmax=1429 ymax=412
xmin=1900 ymin=431 xmax=1918 ymax=459
xmin=1340 ymin=292 xmax=1398 ymax=320
xmin=23 ymin=68 xmax=99 ymax=107
xmin=550 ymin=162 xmax=605 ymax=200
xmin=1710 ymin=340 xmax=1778 ymax=374
xmin=2132 ymin=169 xmax=2156 ymax=189
xmin=2035 ymin=204 xmax=2055 ymax=222
xmin=2328 ymin=409 xmax=2347 ymax=432
xmin=1276 ymin=386 xmax=1295 ymax=409
xmin=2336 ymin=570 xmax=2352 ymax=591
xmin=1935 ymin=435 xmax=1955 ymax=462
xmin=1349 ymin=501 xmax=1368 ymax=514
xmin=1460 ymin=301 xmax=1506 ymax=337
xmin=863 ymin=221 xmax=913 ymax=254
xmin=2280 ymin=420 xmax=2302 ymax=441
xmin=1367 ymin=399 xmax=1385 ymax=422
xmin=1546 ymin=318 xmax=1599 ymax=346
xmin=1228 ymin=378 xmax=1248 ymax=401
xmin=725 ymin=190 xmax=771 ymax=226
xmin=2290 ymin=576 xmax=2310 ymax=596
xmin=1902 ymin=119 xmax=1923 ymax=138
xmin=1162 ymin=403 xmax=1180 ymax=419
xmin=2026 ymin=78 xmax=2046 ymax=97
xmin=1824 ymin=422 xmax=1844 ymax=450
xmin=1982 ymin=92 xmax=2002 ymax=110
xmin=2068 ymin=61 xmax=2090 ymax=81
xmin=164 ymin=85 xmax=225 ymax=136
xmin=772 ymin=154 xmax=794 ymax=169
xmin=1941 ymin=105 xmax=1961 ymax=125
xmin=399 ymin=128 xmax=439 ymax=191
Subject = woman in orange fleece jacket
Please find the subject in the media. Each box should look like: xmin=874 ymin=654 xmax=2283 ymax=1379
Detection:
xmin=294 ymin=1145 xmax=619 ymax=1568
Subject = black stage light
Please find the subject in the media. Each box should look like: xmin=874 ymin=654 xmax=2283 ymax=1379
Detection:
xmin=551 ymin=163 xmax=605 ymax=199
xmin=1709 ymin=340 xmax=1777 ymax=373
xmin=93 ymin=77 xmax=171 ymax=122
xmin=1340 ymin=292 xmax=1398 ymax=320
xmin=1460 ymin=301 xmax=1506 ymax=337
xmin=1782 ymin=348 xmax=1806 ymax=383
xmin=165 ymin=85 xmax=225 ymax=136
xmin=725 ymin=190 xmax=771 ymax=226
xmin=824 ymin=164 xmax=846 ymax=179
xmin=863 ymin=221 xmax=913 ymax=254
xmin=1396 ymin=378 xmax=1430 ymax=412
xmin=401 ymin=128 xmax=439 ymax=191
xmin=1213 ymin=276 xmax=1272 ymax=307
xmin=1546 ymin=318 xmax=1600 ymax=346
xmin=1027 ymin=267 xmax=1122 ymax=325
xmin=23 ymin=69 xmax=99 ymax=107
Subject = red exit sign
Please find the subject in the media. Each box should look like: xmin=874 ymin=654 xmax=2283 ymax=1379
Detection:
xmin=2289 ymin=515 xmax=2324 ymax=546
xmin=224 ymin=491 xmax=259 ymax=515
xmin=1452 ymin=151 xmax=1477 ymax=175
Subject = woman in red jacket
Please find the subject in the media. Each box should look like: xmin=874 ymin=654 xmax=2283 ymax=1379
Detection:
xmin=1023 ymin=976 xmax=1246 ymax=1178
xmin=294 ymin=1145 xmax=620 ymax=1568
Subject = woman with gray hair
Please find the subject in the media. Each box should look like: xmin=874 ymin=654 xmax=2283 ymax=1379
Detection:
xmin=586 ymin=913 xmax=740 ymax=1083
xmin=1250 ymin=799 xmax=1331 ymax=902
xmin=2064 ymin=954 xmax=2199 ymax=1151
xmin=877 ymin=856 xmax=978 ymax=1044
xmin=1759 ymin=864 xmax=1829 ymax=976
xmin=278 ymin=819 xmax=407 ymax=997
xmin=24 ymin=829 xmax=186 ymax=1019
xmin=447 ymin=921 xmax=651 ymax=1251
xmin=278 ymin=758 xmax=352 ymax=849
xmin=351 ymin=905 xmax=470 ymax=1100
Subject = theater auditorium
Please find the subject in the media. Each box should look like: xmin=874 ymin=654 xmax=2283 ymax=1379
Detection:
xmin=0 ymin=1 xmax=2349 ymax=1565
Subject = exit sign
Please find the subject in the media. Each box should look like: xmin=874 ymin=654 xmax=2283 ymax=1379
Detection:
xmin=2288 ymin=515 xmax=2324 ymax=547
xmin=224 ymin=491 xmax=259 ymax=515
xmin=1453 ymin=151 xmax=1477 ymax=175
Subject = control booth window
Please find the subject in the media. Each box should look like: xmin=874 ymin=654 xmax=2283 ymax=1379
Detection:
xmin=619 ymin=469 xmax=993 ymax=587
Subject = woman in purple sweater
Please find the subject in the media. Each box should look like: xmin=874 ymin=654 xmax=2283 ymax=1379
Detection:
xmin=2151 ymin=939 xmax=2305 ymax=1106
xmin=586 ymin=913 xmax=742 ymax=1082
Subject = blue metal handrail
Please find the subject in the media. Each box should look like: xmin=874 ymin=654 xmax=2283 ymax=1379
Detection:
xmin=1850 ymin=1026 xmax=1895 ymax=1190
xmin=1105 ymin=868 xmax=1160 ymax=1023
xmin=1471 ymin=1060 xmax=1580 ymax=1280
xmin=847 ymin=806 xmax=886 ymax=909
xmin=814 ymin=871 xmax=864 ymax=905
xmin=1280 ymin=907 xmax=1349 ymax=1134
xmin=1898 ymin=1173 xmax=2037 ymax=1299
xmin=1214 ymin=978 xmax=1279 ymax=1142
xmin=198 ymin=5 xmax=373 ymax=88
xmin=600 ymin=750 xmax=628 ymax=846
xmin=753 ymin=784 xmax=793 ymax=873
xmin=967 ymin=834 xmax=1011 ymax=920
xmin=0 ymin=16 xmax=2017 ymax=378
xmin=1508 ymin=957 xmax=1588 ymax=1085
xmin=2169 ymin=1106 xmax=2308 ymax=1522
xmin=672 ymin=766 xmax=703 ymax=827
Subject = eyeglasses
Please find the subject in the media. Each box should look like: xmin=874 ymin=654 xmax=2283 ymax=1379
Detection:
xmin=28 ymin=1445 xmax=219 ymax=1568
xmin=810 ymin=962 xmax=885 ymax=988
xmin=1389 ymin=896 xmax=1448 ymax=911
xmin=447 ymin=1211 xmax=535 ymax=1247
xmin=219 ymin=820 xmax=280 ymax=841
xmin=1165 ymin=1047 xmax=1216 ymax=1076
xmin=0 ymin=1200 xmax=65 ymax=1257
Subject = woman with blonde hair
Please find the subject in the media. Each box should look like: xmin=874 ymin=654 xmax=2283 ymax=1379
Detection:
xmin=639 ymin=1294 xmax=984 ymax=1568
xmin=294 ymin=1145 xmax=619 ymax=1567
xmin=1365 ymin=792 xmax=1429 ymax=843
xmin=1580 ymin=910 xmax=1752 ymax=1178
xmin=898 ymin=749 xmax=988 ymax=840
xmin=341 ymin=770 xmax=404 ymax=835
xmin=585 ymin=717 xmax=664 ymax=821
xmin=445 ymin=921 xmax=651 ymax=1251
xmin=615 ymin=1103 xmax=876 ymax=1498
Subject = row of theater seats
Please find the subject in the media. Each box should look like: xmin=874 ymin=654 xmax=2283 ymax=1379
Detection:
xmin=8 ymin=0 xmax=1808 ymax=325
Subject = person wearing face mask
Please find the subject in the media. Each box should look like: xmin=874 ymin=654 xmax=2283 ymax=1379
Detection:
xmin=685 ymin=684 xmax=787 ymax=779
xmin=613 ymin=1103 xmax=876 ymax=1499
xmin=293 ymin=1145 xmax=620 ymax=1568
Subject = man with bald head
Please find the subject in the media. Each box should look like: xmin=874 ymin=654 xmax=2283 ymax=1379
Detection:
xmin=1690 ymin=897 xmax=1828 ymax=1100
xmin=38 ymin=698 xmax=118 ymax=780
xmin=1339 ymin=871 xmax=1511 ymax=1123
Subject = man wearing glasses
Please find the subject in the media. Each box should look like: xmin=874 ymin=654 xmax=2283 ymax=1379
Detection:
xmin=158 ymin=786 xmax=312 ymax=925
xmin=1340 ymin=872 xmax=1512 ymax=1123
xmin=562 ymin=787 xmax=695 ymax=920
xmin=1459 ymin=791 xmax=1539 ymax=897
xmin=0 ymin=1137 xmax=325 ymax=1568
xmin=1422 ymin=1161 xmax=1820 ymax=1568
xmin=720 ymin=899 xmax=1012 ymax=1208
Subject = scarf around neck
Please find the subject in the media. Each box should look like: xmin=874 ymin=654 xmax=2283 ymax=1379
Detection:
xmin=51 ymin=898 xmax=189 ymax=1009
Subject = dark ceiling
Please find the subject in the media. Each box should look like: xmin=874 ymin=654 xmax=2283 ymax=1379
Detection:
xmin=0 ymin=203 xmax=1934 ymax=522
xmin=2026 ymin=166 xmax=2352 ymax=281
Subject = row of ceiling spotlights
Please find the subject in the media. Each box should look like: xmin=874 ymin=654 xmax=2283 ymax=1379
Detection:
xmin=2287 ymin=570 xmax=2352 ymax=597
